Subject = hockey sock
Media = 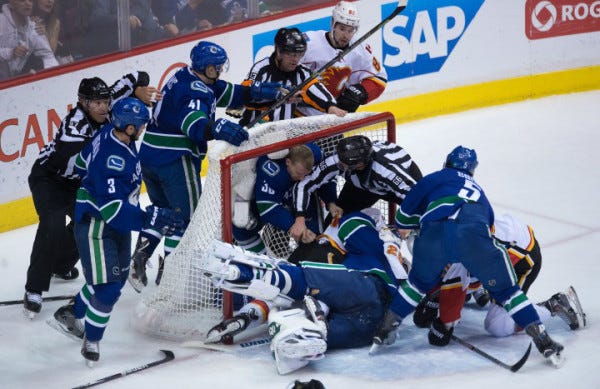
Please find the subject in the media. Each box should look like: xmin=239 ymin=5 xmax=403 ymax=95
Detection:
xmin=83 ymin=281 xmax=124 ymax=342
xmin=75 ymin=284 xmax=96 ymax=319
xmin=501 ymin=289 xmax=541 ymax=330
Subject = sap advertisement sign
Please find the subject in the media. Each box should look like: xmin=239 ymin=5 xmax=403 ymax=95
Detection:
xmin=382 ymin=0 xmax=485 ymax=81
xmin=252 ymin=1 xmax=484 ymax=82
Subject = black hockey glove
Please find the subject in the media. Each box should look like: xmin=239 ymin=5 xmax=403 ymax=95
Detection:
xmin=413 ymin=293 xmax=439 ymax=328
xmin=428 ymin=318 xmax=454 ymax=347
xmin=143 ymin=206 xmax=185 ymax=237
xmin=336 ymin=83 xmax=368 ymax=112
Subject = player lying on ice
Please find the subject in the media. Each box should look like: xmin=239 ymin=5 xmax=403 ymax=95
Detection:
xmin=200 ymin=208 xmax=408 ymax=374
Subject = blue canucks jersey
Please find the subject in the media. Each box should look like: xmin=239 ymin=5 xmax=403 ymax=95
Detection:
xmin=395 ymin=168 xmax=494 ymax=228
xmin=74 ymin=125 xmax=145 ymax=233
xmin=139 ymin=66 xmax=247 ymax=168
xmin=255 ymin=144 xmax=335 ymax=232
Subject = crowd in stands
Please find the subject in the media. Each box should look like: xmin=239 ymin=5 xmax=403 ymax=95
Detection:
xmin=0 ymin=0 xmax=329 ymax=82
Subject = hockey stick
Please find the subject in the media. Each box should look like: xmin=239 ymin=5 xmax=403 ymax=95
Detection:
xmin=71 ymin=349 xmax=175 ymax=389
xmin=451 ymin=335 xmax=532 ymax=372
xmin=245 ymin=0 xmax=408 ymax=128
xmin=0 ymin=294 xmax=73 ymax=306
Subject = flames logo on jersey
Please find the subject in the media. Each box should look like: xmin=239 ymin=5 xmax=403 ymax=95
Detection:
xmin=320 ymin=66 xmax=353 ymax=97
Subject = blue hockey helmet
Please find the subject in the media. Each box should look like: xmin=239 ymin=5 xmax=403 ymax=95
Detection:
xmin=110 ymin=97 xmax=150 ymax=132
xmin=444 ymin=146 xmax=478 ymax=176
xmin=190 ymin=41 xmax=229 ymax=73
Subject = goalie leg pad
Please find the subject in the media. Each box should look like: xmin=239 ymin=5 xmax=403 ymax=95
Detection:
xmin=268 ymin=308 xmax=328 ymax=375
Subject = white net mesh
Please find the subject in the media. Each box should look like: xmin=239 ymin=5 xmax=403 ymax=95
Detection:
xmin=133 ymin=112 xmax=392 ymax=340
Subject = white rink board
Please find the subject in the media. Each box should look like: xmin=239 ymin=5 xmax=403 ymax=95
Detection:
xmin=1 ymin=0 xmax=599 ymax=203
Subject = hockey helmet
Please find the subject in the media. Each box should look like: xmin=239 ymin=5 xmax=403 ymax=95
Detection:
xmin=110 ymin=97 xmax=150 ymax=132
xmin=78 ymin=77 xmax=111 ymax=101
xmin=444 ymin=145 xmax=478 ymax=176
xmin=190 ymin=41 xmax=230 ymax=73
xmin=336 ymin=135 xmax=373 ymax=168
xmin=274 ymin=27 xmax=307 ymax=54
xmin=332 ymin=1 xmax=360 ymax=29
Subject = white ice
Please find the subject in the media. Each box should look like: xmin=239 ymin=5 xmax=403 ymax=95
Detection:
xmin=1 ymin=91 xmax=599 ymax=389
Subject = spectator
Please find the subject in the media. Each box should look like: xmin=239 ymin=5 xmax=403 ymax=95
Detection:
xmin=85 ymin=0 xmax=176 ymax=57
xmin=32 ymin=0 xmax=73 ymax=63
xmin=150 ymin=0 xmax=184 ymax=36
xmin=0 ymin=0 xmax=58 ymax=80
xmin=175 ymin=0 xmax=228 ymax=33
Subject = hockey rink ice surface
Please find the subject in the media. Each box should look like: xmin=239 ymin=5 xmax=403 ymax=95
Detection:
xmin=1 ymin=90 xmax=598 ymax=389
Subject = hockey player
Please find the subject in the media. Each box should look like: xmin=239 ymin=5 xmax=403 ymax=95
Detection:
xmin=48 ymin=97 xmax=185 ymax=365
xmin=412 ymin=213 xmax=586 ymax=344
xmin=23 ymin=71 xmax=160 ymax=318
xmin=236 ymin=27 xmax=347 ymax=126
xmin=299 ymin=1 xmax=387 ymax=115
xmin=289 ymin=135 xmax=422 ymax=242
xmin=130 ymin=41 xmax=285 ymax=291
xmin=201 ymin=209 xmax=407 ymax=374
xmin=390 ymin=145 xmax=565 ymax=366
xmin=232 ymin=143 xmax=337 ymax=253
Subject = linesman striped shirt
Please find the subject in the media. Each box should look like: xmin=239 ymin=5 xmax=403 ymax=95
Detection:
xmin=239 ymin=53 xmax=337 ymax=126
xmin=34 ymin=71 xmax=149 ymax=180
xmin=293 ymin=141 xmax=421 ymax=215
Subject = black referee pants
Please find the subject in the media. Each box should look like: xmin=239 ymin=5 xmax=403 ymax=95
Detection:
xmin=25 ymin=163 xmax=80 ymax=293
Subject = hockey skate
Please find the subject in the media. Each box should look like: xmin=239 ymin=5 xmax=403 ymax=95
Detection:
xmin=23 ymin=291 xmax=42 ymax=319
xmin=81 ymin=336 xmax=100 ymax=367
xmin=205 ymin=312 xmax=254 ymax=344
xmin=539 ymin=286 xmax=586 ymax=330
xmin=128 ymin=237 xmax=152 ymax=293
xmin=525 ymin=323 xmax=564 ymax=367
xmin=47 ymin=302 xmax=84 ymax=341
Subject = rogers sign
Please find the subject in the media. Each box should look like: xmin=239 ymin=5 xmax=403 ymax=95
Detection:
xmin=526 ymin=0 xmax=600 ymax=39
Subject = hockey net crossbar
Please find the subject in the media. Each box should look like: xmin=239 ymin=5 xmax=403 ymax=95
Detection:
xmin=134 ymin=112 xmax=395 ymax=340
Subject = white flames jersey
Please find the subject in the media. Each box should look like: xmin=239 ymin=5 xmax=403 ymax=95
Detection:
xmin=301 ymin=30 xmax=387 ymax=99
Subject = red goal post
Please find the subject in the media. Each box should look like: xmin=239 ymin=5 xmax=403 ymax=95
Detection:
xmin=134 ymin=112 xmax=396 ymax=340
xmin=219 ymin=111 xmax=396 ymax=319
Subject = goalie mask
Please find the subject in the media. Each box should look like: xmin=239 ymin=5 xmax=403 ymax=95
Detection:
xmin=444 ymin=145 xmax=478 ymax=176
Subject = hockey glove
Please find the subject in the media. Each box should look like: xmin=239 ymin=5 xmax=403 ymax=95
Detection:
xmin=250 ymin=81 xmax=289 ymax=101
xmin=413 ymin=293 xmax=439 ymax=328
xmin=210 ymin=118 xmax=249 ymax=146
xmin=336 ymin=83 xmax=368 ymax=112
xmin=428 ymin=318 xmax=454 ymax=347
xmin=143 ymin=206 xmax=185 ymax=237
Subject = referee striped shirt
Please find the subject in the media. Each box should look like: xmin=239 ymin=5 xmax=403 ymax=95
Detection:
xmin=293 ymin=141 xmax=421 ymax=215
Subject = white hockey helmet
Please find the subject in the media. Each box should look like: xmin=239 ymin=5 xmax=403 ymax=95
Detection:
xmin=332 ymin=1 xmax=360 ymax=29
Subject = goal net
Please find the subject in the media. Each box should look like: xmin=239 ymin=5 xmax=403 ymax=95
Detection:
xmin=133 ymin=112 xmax=396 ymax=340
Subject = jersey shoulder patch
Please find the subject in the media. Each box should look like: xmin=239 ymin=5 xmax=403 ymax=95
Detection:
xmin=261 ymin=159 xmax=281 ymax=177
xmin=191 ymin=80 xmax=209 ymax=93
xmin=106 ymin=155 xmax=125 ymax=171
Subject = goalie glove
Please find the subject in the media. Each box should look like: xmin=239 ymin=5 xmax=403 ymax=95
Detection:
xmin=336 ymin=83 xmax=368 ymax=112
